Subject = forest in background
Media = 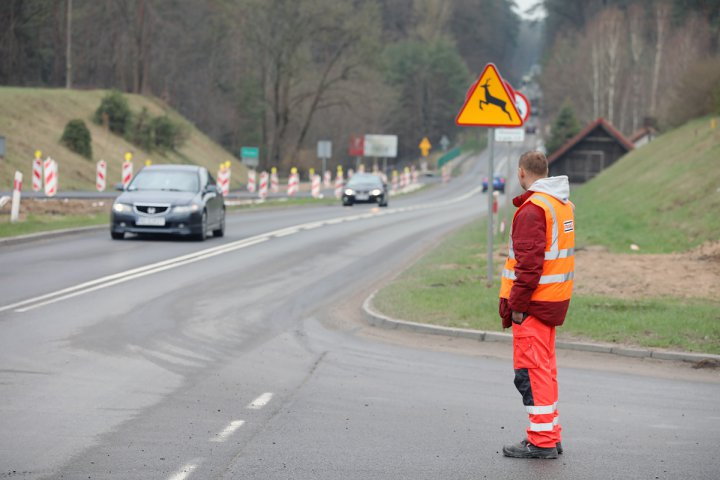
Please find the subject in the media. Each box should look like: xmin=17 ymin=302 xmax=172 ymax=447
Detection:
xmin=540 ymin=0 xmax=720 ymax=139
xmin=0 ymin=0 xmax=524 ymax=172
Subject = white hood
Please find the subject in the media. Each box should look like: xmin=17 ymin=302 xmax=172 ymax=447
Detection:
xmin=529 ymin=176 xmax=570 ymax=203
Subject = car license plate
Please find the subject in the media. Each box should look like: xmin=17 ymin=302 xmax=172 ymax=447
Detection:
xmin=356 ymin=194 xmax=368 ymax=201
xmin=137 ymin=217 xmax=166 ymax=226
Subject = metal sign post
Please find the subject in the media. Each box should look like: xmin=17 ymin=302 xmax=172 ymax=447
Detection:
xmin=487 ymin=129 xmax=494 ymax=287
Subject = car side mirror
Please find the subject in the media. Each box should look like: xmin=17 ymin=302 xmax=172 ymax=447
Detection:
xmin=204 ymin=184 xmax=217 ymax=194
xmin=115 ymin=182 xmax=125 ymax=191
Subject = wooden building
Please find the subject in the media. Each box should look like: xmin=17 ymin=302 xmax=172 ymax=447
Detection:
xmin=547 ymin=118 xmax=634 ymax=183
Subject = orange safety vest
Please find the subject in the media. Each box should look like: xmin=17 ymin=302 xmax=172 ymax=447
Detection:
xmin=499 ymin=192 xmax=575 ymax=302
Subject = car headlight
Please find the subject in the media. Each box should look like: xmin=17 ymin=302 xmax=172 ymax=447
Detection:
xmin=371 ymin=189 xmax=382 ymax=196
xmin=173 ymin=204 xmax=200 ymax=214
xmin=344 ymin=189 xmax=354 ymax=196
xmin=113 ymin=203 xmax=131 ymax=213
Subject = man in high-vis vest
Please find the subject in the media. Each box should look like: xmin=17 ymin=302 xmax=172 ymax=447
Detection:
xmin=499 ymin=151 xmax=574 ymax=460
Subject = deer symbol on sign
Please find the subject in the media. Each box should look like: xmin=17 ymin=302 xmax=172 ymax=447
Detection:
xmin=478 ymin=80 xmax=513 ymax=121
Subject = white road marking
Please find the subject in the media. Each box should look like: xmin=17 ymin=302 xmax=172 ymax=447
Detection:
xmin=209 ymin=420 xmax=245 ymax=442
xmin=1 ymin=185 xmax=483 ymax=314
xmin=247 ymin=392 xmax=273 ymax=410
xmin=167 ymin=461 xmax=200 ymax=480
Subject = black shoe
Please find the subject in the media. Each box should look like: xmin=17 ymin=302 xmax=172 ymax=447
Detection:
xmin=502 ymin=439 xmax=558 ymax=459
xmin=557 ymin=441 xmax=563 ymax=454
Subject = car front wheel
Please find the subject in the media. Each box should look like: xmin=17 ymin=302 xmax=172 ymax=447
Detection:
xmin=195 ymin=211 xmax=208 ymax=241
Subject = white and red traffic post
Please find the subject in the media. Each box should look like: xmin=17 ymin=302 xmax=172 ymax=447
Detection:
xmin=258 ymin=171 xmax=269 ymax=200
xmin=121 ymin=159 xmax=133 ymax=189
xmin=217 ymin=165 xmax=229 ymax=196
xmin=334 ymin=167 xmax=344 ymax=199
xmin=323 ymin=170 xmax=331 ymax=189
xmin=32 ymin=151 xmax=43 ymax=192
xmin=10 ymin=171 xmax=22 ymax=223
xmin=44 ymin=157 xmax=57 ymax=196
xmin=270 ymin=168 xmax=279 ymax=193
xmin=287 ymin=168 xmax=299 ymax=197
xmin=311 ymin=174 xmax=321 ymax=199
xmin=391 ymin=170 xmax=398 ymax=194
xmin=96 ymin=160 xmax=107 ymax=192
xmin=247 ymin=169 xmax=257 ymax=194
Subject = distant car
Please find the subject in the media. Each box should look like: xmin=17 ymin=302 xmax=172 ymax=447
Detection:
xmin=482 ymin=175 xmax=506 ymax=193
xmin=110 ymin=165 xmax=225 ymax=241
xmin=525 ymin=125 xmax=537 ymax=134
xmin=342 ymin=173 xmax=388 ymax=207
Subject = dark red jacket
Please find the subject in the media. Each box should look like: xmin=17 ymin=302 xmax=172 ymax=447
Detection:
xmin=499 ymin=190 xmax=570 ymax=328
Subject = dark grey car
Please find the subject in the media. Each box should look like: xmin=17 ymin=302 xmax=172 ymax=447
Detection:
xmin=341 ymin=173 xmax=388 ymax=207
xmin=110 ymin=165 xmax=225 ymax=241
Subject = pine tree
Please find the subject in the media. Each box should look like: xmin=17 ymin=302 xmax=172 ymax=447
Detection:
xmin=547 ymin=102 xmax=581 ymax=155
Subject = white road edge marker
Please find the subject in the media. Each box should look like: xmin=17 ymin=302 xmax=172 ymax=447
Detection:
xmin=210 ymin=420 xmax=245 ymax=443
xmin=247 ymin=392 xmax=273 ymax=410
xmin=167 ymin=461 xmax=200 ymax=480
xmin=1 ymin=185 xmax=483 ymax=314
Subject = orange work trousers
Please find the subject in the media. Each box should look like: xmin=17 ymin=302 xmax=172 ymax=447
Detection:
xmin=512 ymin=315 xmax=561 ymax=448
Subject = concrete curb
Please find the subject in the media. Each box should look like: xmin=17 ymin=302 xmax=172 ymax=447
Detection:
xmin=0 ymin=224 xmax=109 ymax=247
xmin=362 ymin=290 xmax=720 ymax=365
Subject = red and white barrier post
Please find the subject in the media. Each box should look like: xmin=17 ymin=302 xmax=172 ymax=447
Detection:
xmin=334 ymin=166 xmax=344 ymax=199
xmin=10 ymin=171 xmax=22 ymax=223
xmin=121 ymin=152 xmax=133 ymax=189
xmin=258 ymin=171 xmax=269 ymax=200
xmin=311 ymin=174 xmax=321 ymax=199
xmin=43 ymin=156 xmax=57 ymax=197
xmin=217 ymin=162 xmax=230 ymax=196
xmin=287 ymin=167 xmax=299 ymax=196
xmin=270 ymin=167 xmax=279 ymax=193
xmin=247 ymin=169 xmax=257 ymax=194
xmin=442 ymin=164 xmax=450 ymax=183
xmin=323 ymin=170 xmax=332 ymax=189
xmin=391 ymin=170 xmax=398 ymax=194
xmin=32 ymin=150 xmax=43 ymax=192
xmin=96 ymin=160 xmax=107 ymax=192
xmin=411 ymin=165 xmax=419 ymax=184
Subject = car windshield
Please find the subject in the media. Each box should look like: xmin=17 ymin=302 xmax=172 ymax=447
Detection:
xmin=127 ymin=170 xmax=199 ymax=192
xmin=347 ymin=174 xmax=382 ymax=187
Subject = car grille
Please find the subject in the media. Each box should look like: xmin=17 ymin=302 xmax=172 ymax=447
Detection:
xmin=134 ymin=204 xmax=170 ymax=215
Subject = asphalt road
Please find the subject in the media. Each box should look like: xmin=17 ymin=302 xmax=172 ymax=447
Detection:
xmin=1 ymin=147 xmax=718 ymax=480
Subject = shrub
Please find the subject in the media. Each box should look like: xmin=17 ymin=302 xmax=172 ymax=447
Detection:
xmin=94 ymin=90 xmax=131 ymax=134
xmin=60 ymin=119 xmax=93 ymax=159
xmin=127 ymin=107 xmax=154 ymax=151
xmin=151 ymin=115 xmax=186 ymax=150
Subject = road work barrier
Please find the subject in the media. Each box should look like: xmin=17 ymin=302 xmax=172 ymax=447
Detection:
xmin=121 ymin=159 xmax=133 ymax=189
xmin=412 ymin=167 xmax=419 ymax=185
xmin=96 ymin=160 xmax=107 ymax=192
xmin=11 ymin=171 xmax=22 ymax=223
xmin=334 ymin=166 xmax=344 ymax=199
xmin=391 ymin=170 xmax=398 ymax=194
xmin=258 ymin=171 xmax=268 ymax=199
xmin=442 ymin=164 xmax=451 ymax=183
xmin=287 ymin=168 xmax=299 ymax=196
xmin=43 ymin=157 xmax=57 ymax=197
xmin=270 ymin=168 xmax=279 ymax=193
xmin=217 ymin=165 xmax=230 ymax=196
xmin=247 ymin=169 xmax=257 ymax=193
xmin=32 ymin=151 xmax=42 ymax=192
xmin=311 ymin=174 xmax=321 ymax=199
xmin=323 ymin=170 xmax=331 ymax=189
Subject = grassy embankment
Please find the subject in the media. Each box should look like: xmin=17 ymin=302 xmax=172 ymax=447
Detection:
xmin=374 ymin=116 xmax=720 ymax=354
xmin=0 ymin=87 xmax=246 ymax=236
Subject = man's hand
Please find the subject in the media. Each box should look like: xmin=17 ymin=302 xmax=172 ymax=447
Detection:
xmin=511 ymin=311 xmax=526 ymax=325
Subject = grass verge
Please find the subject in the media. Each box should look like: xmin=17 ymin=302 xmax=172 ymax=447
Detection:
xmin=0 ymin=213 xmax=108 ymax=238
xmin=372 ymin=220 xmax=720 ymax=354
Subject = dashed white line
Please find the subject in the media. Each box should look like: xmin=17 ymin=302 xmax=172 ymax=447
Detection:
xmin=167 ymin=461 xmax=200 ymax=480
xmin=210 ymin=420 xmax=245 ymax=443
xmin=247 ymin=392 xmax=273 ymax=410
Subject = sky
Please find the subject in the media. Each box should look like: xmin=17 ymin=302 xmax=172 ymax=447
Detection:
xmin=512 ymin=0 xmax=546 ymax=21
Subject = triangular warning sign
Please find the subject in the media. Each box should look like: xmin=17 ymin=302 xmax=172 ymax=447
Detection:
xmin=456 ymin=63 xmax=523 ymax=127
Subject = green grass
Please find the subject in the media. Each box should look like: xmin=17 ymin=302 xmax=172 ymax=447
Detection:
xmin=373 ymin=220 xmax=720 ymax=354
xmin=0 ymin=213 xmax=108 ymax=238
xmin=573 ymin=116 xmax=720 ymax=253
xmin=0 ymin=87 xmax=245 ymax=191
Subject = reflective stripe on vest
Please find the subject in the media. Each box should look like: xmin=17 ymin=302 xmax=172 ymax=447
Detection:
xmin=502 ymin=269 xmax=574 ymax=284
